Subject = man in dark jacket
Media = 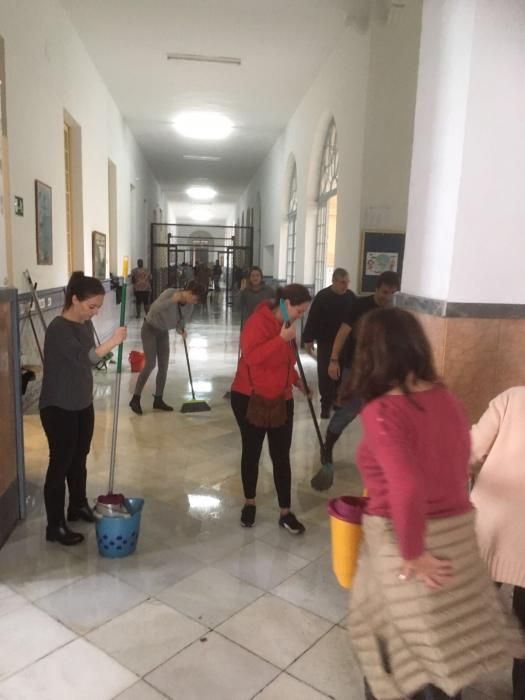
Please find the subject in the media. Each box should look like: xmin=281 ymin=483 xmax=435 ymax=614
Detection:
xmin=302 ymin=268 xmax=355 ymax=418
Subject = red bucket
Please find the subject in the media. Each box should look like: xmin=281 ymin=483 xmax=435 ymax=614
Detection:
xmin=129 ymin=351 xmax=145 ymax=373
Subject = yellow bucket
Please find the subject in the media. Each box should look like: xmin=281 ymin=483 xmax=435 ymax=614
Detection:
xmin=327 ymin=495 xmax=367 ymax=589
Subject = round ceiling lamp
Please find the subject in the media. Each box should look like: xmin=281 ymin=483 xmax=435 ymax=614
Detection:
xmin=186 ymin=186 xmax=217 ymax=201
xmin=189 ymin=207 xmax=213 ymax=223
xmin=173 ymin=112 xmax=233 ymax=140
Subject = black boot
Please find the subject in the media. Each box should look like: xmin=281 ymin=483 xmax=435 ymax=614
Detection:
xmin=153 ymin=395 xmax=173 ymax=411
xmin=46 ymin=521 xmax=84 ymax=546
xmin=129 ymin=394 xmax=142 ymax=415
xmin=67 ymin=502 xmax=95 ymax=523
xmin=321 ymin=429 xmax=340 ymax=464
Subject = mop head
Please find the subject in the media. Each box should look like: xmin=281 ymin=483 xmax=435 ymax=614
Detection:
xmin=181 ymin=399 xmax=211 ymax=413
xmin=310 ymin=462 xmax=334 ymax=492
xmin=97 ymin=493 xmax=125 ymax=506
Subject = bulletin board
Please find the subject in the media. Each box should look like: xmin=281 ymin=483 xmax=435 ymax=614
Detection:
xmin=359 ymin=230 xmax=405 ymax=293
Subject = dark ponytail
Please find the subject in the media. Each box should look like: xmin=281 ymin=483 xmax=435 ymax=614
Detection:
xmin=275 ymin=283 xmax=311 ymax=307
xmin=64 ymin=271 xmax=105 ymax=309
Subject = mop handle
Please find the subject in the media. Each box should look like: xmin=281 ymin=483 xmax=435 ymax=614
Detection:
xmin=109 ymin=257 xmax=128 ymax=493
xmin=178 ymin=302 xmax=196 ymax=400
xmin=279 ymin=299 xmax=325 ymax=451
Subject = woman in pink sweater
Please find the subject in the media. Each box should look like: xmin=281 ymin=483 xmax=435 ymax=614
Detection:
xmin=347 ymin=307 xmax=522 ymax=700
xmin=470 ymin=386 xmax=525 ymax=700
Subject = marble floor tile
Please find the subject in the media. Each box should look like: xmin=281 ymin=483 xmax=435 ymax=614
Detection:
xmin=217 ymin=540 xmax=309 ymax=590
xmin=0 ymin=583 xmax=27 ymax=618
xmin=216 ymin=594 xmax=332 ymax=669
xmin=0 ymin=604 xmax=76 ymax=681
xmin=145 ymin=632 xmax=279 ymax=700
xmin=287 ymin=625 xmax=364 ymax=700
xmin=157 ymin=566 xmax=263 ymax=628
xmin=257 ymin=520 xmax=331 ymax=562
xmin=114 ymin=681 xmax=168 ymax=700
xmin=36 ymin=572 xmax=147 ymax=635
xmin=0 ymin=638 xmax=137 ymax=700
xmin=254 ymin=673 xmax=331 ymax=699
xmin=100 ymin=547 xmax=204 ymax=596
xmin=86 ymin=599 xmax=206 ymax=676
xmin=272 ymin=552 xmax=349 ymax=624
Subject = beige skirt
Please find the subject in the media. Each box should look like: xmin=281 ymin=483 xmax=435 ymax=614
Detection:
xmin=348 ymin=511 xmax=523 ymax=700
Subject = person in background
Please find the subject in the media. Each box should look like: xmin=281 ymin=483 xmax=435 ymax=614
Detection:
xmin=212 ymin=259 xmax=223 ymax=292
xmin=322 ymin=271 xmax=400 ymax=465
xmin=129 ymin=280 xmax=206 ymax=415
xmin=348 ymin=307 xmax=522 ymax=700
xmin=239 ymin=266 xmax=274 ymax=322
xmin=40 ymin=272 xmax=127 ymax=546
xmin=470 ymin=386 xmax=525 ymax=700
xmin=181 ymin=262 xmax=194 ymax=285
xmin=131 ymin=258 xmax=151 ymax=319
xmin=195 ymin=262 xmax=211 ymax=302
xmin=230 ymin=284 xmax=311 ymax=533
xmin=302 ymin=267 xmax=355 ymax=419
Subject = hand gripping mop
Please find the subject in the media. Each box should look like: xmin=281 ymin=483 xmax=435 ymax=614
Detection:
xmin=96 ymin=257 xmax=130 ymax=515
xmin=179 ymin=303 xmax=211 ymax=413
xmin=279 ymin=300 xmax=334 ymax=491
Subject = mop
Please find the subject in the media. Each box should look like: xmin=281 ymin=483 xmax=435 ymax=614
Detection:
xmin=179 ymin=304 xmax=211 ymax=413
xmin=96 ymin=258 xmax=129 ymax=515
xmin=279 ymin=300 xmax=334 ymax=491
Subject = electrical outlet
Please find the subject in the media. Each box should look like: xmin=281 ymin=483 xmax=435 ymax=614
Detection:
xmin=39 ymin=298 xmax=45 ymax=309
xmin=47 ymin=297 xmax=52 ymax=307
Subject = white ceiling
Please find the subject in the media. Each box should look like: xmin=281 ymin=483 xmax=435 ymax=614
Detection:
xmin=60 ymin=0 xmax=355 ymax=223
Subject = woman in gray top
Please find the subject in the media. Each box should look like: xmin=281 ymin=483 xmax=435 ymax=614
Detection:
xmin=129 ymin=280 xmax=206 ymax=415
xmin=40 ymin=272 xmax=127 ymax=546
xmin=239 ymin=266 xmax=274 ymax=322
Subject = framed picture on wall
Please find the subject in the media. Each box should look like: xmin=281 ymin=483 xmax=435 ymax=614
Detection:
xmin=35 ymin=180 xmax=53 ymax=265
xmin=92 ymin=231 xmax=107 ymax=279
xmin=359 ymin=230 xmax=405 ymax=293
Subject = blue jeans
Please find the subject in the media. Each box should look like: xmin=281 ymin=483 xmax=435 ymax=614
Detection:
xmin=327 ymin=393 xmax=362 ymax=435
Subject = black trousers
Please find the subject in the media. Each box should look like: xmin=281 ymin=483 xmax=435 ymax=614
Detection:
xmin=511 ymin=585 xmax=525 ymax=700
xmin=316 ymin=341 xmax=338 ymax=412
xmin=231 ymin=391 xmax=293 ymax=509
xmin=135 ymin=290 xmax=150 ymax=317
xmin=365 ymin=679 xmax=461 ymax=700
xmin=40 ymin=404 xmax=95 ymax=527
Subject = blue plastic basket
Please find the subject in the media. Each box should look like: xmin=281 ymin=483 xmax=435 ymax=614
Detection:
xmin=95 ymin=498 xmax=144 ymax=558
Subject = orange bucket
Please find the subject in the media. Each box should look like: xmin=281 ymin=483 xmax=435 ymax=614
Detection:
xmin=327 ymin=495 xmax=367 ymax=589
xmin=129 ymin=351 xmax=145 ymax=373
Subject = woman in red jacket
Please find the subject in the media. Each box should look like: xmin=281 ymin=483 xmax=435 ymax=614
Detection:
xmin=231 ymin=284 xmax=312 ymax=533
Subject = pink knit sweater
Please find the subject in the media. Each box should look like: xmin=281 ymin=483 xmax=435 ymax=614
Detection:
xmin=470 ymin=386 xmax=525 ymax=587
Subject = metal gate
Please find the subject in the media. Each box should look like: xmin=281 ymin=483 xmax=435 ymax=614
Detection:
xmin=150 ymin=223 xmax=253 ymax=306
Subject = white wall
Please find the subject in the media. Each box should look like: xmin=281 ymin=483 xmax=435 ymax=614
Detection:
xmin=0 ymin=0 xmax=164 ymax=291
xmin=449 ymin=0 xmax=525 ymax=304
xmin=235 ymin=3 xmax=422 ymax=289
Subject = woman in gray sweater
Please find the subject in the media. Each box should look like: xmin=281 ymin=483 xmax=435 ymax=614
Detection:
xmin=129 ymin=280 xmax=206 ymax=415
xmin=40 ymin=272 xmax=127 ymax=546
xmin=239 ymin=266 xmax=274 ymax=322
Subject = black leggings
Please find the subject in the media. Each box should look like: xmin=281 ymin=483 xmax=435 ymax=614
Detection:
xmin=231 ymin=391 xmax=293 ymax=509
xmin=40 ymin=404 xmax=95 ymax=527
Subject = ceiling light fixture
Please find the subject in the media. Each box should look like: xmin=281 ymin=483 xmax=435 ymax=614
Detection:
xmin=173 ymin=112 xmax=233 ymax=140
xmin=167 ymin=52 xmax=241 ymax=66
xmin=189 ymin=207 xmax=213 ymax=223
xmin=186 ymin=186 xmax=217 ymax=202
xmin=183 ymin=154 xmax=221 ymax=162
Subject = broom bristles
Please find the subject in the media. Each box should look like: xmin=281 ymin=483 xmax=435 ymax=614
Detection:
xmin=180 ymin=400 xmax=211 ymax=413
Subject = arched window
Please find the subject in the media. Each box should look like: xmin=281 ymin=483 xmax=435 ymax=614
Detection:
xmin=286 ymin=162 xmax=298 ymax=283
xmin=314 ymin=119 xmax=338 ymax=293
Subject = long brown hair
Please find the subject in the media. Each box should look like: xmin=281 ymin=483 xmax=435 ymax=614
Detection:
xmin=351 ymin=307 xmax=438 ymax=403
xmin=64 ymin=271 xmax=105 ymax=309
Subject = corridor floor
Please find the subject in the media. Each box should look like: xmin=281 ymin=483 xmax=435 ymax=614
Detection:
xmin=0 ymin=298 xmax=510 ymax=699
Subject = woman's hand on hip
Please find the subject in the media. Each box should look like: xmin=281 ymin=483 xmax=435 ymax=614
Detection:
xmin=400 ymin=552 xmax=454 ymax=589
xmin=280 ymin=323 xmax=296 ymax=343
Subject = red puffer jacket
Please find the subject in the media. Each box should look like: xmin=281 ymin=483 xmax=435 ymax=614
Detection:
xmin=231 ymin=302 xmax=299 ymax=400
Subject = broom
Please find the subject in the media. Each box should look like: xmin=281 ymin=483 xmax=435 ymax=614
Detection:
xmin=179 ymin=303 xmax=211 ymax=413
xmin=279 ymin=300 xmax=334 ymax=491
xmin=97 ymin=257 xmax=129 ymax=511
